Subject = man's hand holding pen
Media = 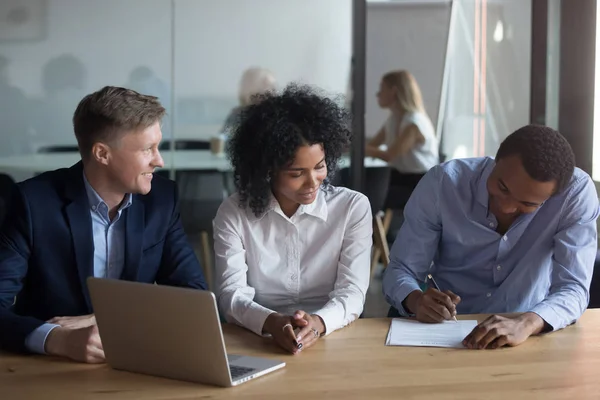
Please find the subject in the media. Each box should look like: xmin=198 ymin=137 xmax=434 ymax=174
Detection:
xmin=404 ymin=288 xmax=461 ymax=323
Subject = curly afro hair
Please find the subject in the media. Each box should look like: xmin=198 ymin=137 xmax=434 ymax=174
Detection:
xmin=495 ymin=124 xmax=575 ymax=194
xmin=225 ymin=83 xmax=352 ymax=217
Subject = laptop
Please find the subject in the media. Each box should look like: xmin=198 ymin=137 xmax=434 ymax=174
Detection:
xmin=87 ymin=277 xmax=285 ymax=387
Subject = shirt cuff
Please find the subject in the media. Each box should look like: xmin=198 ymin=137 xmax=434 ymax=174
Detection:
xmin=24 ymin=323 xmax=60 ymax=354
xmin=313 ymin=306 xmax=345 ymax=336
xmin=239 ymin=302 xmax=277 ymax=336
xmin=385 ymin=281 xmax=422 ymax=317
xmin=529 ymin=302 xmax=560 ymax=332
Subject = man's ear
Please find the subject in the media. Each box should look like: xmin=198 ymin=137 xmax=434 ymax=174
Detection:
xmin=91 ymin=142 xmax=111 ymax=166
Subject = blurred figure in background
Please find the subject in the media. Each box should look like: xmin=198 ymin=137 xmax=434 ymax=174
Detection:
xmin=0 ymin=55 xmax=31 ymax=155
xmin=222 ymin=67 xmax=277 ymax=133
xmin=32 ymin=54 xmax=87 ymax=148
xmin=238 ymin=67 xmax=277 ymax=106
xmin=366 ymin=70 xmax=439 ymax=207
xmin=126 ymin=66 xmax=171 ymax=139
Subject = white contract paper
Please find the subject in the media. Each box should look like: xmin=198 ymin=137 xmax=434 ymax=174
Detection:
xmin=385 ymin=318 xmax=478 ymax=348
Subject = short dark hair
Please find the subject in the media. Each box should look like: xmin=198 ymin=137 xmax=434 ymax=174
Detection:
xmin=73 ymin=86 xmax=166 ymax=161
xmin=226 ymin=83 xmax=351 ymax=217
xmin=495 ymin=124 xmax=575 ymax=193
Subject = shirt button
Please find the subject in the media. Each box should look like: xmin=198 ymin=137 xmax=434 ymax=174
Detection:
xmin=91 ymin=205 xmax=96 ymax=211
xmin=496 ymin=265 xmax=502 ymax=271
xmin=489 ymin=222 xmax=494 ymax=228
xmin=503 ymin=236 xmax=508 ymax=241
xmin=486 ymin=292 xmax=492 ymax=297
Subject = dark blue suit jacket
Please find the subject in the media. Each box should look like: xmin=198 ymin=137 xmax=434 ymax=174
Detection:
xmin=0 ymin=162 xmax=207 ymax=353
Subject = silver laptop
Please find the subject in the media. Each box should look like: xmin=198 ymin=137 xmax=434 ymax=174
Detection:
xmin=87 ymin=277 xmax=285 ymax=387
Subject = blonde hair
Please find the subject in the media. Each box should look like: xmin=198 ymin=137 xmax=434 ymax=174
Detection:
xmin=238 ymin=67 xmax=277 ymax=106
xmin=382 ymin=70 xmax=425 ymax=113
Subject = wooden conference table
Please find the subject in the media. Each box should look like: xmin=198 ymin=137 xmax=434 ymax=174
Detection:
xmin=2 ymin=311 xmax=600 ymax=399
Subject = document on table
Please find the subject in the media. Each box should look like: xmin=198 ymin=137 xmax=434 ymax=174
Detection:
xmin=385 ymin=318 xmax=478 ymax=348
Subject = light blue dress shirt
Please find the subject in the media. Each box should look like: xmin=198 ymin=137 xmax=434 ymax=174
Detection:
xmin=382 ymin=157 xmax=600 ymax=331
xmin=24 ymin=174 xmax=132 ymax=354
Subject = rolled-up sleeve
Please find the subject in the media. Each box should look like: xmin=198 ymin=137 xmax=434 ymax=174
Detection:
xmin=530 ymin=175 xmax=599 ymax=331
xmin=213 ymin=199 xmax=274 ymax=336
xmin=382 ymin=166 xmax=443 ymax=316
xmin=313 ymin=193 xmax=372 ymax=335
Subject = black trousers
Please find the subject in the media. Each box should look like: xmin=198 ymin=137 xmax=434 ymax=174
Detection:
xmin=384 ymin=170 xmax=425 ymax=210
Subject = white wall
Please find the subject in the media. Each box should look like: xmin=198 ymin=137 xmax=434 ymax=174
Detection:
xmin=174 ymin=0 xmax=351 ymax=97
xmin=365 ymin=2 xmax=451 ymax=137
xmin=172 ymin=0 xmax=351 ymax=138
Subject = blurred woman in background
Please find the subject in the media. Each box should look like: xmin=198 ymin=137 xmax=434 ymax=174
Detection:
xmin=238 ymin=67 xmax=277 ymax=106
xmin=222 ymin=67 xmax=277 ymax=132
xmin=366 ymin=70 xmax=439 ymax=204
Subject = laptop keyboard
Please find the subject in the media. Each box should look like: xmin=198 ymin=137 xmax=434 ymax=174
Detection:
xmin=230 ymin=365 xmax=256 ymax=379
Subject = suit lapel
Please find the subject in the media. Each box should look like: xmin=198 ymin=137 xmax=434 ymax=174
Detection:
xmin=64 ymin=162 xmax=95 ymax=310
xmin=122 ymin=198 xmax=144 ymax=282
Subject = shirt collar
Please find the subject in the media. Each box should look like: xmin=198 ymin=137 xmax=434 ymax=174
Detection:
xmin=296 ymin=188 xmax=328 ymax=221
xmin=247 ymin=187 xmax=328 ymax=222
xmin=475 ymin=157 xmax=495 ymax=210
xmin=82 ymin=172 xmax=133 ymax=213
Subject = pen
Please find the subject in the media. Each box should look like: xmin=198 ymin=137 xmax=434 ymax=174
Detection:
xmin=427 ymin=274 xmax=458 ymax=322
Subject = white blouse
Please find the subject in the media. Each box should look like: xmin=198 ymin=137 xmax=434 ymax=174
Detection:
xmin=384 ymin=111 xmax=439 ymax=174
xmin=213 ymin=186 xmax=372 ymax=336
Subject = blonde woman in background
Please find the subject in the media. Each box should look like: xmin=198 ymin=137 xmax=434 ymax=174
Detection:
xmin=222 ymin=67 xmax=277 ymax=133
xmin=238 ymin=67 xmax=277 ymax=106
xmin=366 ymin=70 xmax=439 ymax=195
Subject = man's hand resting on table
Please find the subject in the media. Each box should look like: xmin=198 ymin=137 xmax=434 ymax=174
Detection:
xmin=44 ymin=314 xmax=105 ymax=364
xmin=47 ymin=314 xmax=96 ymax=329
xmin=462 ymin=313 xmax=546 ymax=349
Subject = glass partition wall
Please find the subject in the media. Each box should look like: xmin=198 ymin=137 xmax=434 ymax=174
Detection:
xmin=0 ymin=0 xmax=353 ymax=182
xmin=438 ymin=0 xmax=532 ymax=161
